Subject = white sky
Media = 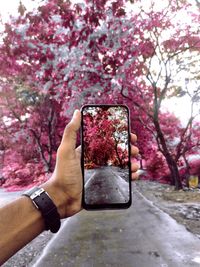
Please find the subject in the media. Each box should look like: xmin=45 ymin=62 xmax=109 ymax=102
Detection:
xmin=0 ymin=0 xmax=40 ymax=22
xmin=0 ymin=0 xmax=199 ymax=124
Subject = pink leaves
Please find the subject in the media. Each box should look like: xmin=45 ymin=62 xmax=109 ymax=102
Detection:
xmin=2 ymin=161 xmax=47 ymax=190
xmin=0 ymin=0 xmax=199 ymax=189
xmin=83 ymin=107 xmax=128 ymax=168
xmin=145 ymin=151 xmax=170 ymax=182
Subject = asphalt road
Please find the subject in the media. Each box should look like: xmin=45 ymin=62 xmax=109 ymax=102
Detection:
xmin=33 ymin=185 xmax=200 ymax=267
xmin=85 ymin=166 xmax=129 ymax=205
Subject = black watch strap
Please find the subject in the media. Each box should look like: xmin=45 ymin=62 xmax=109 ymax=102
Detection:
xmin=22 ymin=187 xmax=61 ymax=233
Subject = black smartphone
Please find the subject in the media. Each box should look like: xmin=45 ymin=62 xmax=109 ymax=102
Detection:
xmin=81 ymin=104 xmax=132 ymax=210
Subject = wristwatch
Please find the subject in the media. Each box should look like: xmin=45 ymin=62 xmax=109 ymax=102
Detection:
xmin=22 ymin=187 xmax=61 ymax=233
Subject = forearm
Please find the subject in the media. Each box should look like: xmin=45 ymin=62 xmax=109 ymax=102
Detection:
xmin=0 ymin=196 xmax=45 ymax=265
xmin=0 ymin=182 xmax=64 ymax=265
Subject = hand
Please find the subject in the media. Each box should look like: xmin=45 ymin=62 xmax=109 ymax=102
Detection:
xmin=130 ymin=133 xmax=139 ymax=180
xmin=43 ymin=110 xmax=82 ymax=219
xmin=43 ymin=110 xmax=139 ymax=219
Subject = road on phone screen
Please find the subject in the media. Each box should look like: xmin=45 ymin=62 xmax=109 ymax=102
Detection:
xmin=84 ymin=166 xmax=129 ymax=204
xmin=33 ymin=184 xmax=200 ymax=267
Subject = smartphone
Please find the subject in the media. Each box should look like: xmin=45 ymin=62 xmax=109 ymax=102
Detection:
xmin=81 ymin=104 xmax=132 ymax=210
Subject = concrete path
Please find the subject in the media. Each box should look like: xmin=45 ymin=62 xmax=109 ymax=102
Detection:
xmin=32 ymin=185 xmax=200 ymax=267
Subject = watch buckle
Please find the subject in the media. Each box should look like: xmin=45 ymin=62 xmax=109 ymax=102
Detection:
xmin=30 ymin=188 xmax=45 ymax=200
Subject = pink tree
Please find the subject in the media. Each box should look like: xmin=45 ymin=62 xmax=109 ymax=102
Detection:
xmin=83 ymin=107 xmax=128 ymax=168
xmin=0 ymin=0 xmax=200 ymax=189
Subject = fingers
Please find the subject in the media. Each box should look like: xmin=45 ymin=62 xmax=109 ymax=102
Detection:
xmin=131 ymin=162 xmax=139 ymax=181
xmin=130 ymin=133 xmax=139 ymax=180
xmin=131 ymin=133 xmax=137 ymax=143
xmin=131 ymin=172 xmax=139 ymax=180
xmin=131 ymin=162 xmax=139 ymax=172
xmin=131 ymin=145 xmax=139 ymax=156
xmin=61 ymin=110 xmax=81 ymax=151
xmin=130 ymin=133 xmax=139 ymax=156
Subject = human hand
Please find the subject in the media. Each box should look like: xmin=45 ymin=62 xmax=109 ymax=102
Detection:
xmin=130 ymin=133 xmax=139 ymax=180
xmin=43 ymin=110 xmax=139 ymax=219
xmin=42 ymin=110 xmax=82 ymax=219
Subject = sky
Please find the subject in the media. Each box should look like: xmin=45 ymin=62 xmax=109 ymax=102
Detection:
xmin=0 ymin=0 xmax=199 ymax=124
xmin=0 ymin=0 xmax=40 ymax=22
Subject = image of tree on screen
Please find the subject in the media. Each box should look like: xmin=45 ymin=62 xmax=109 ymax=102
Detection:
xmin=83 ymin=106 xmax=129 ymax=169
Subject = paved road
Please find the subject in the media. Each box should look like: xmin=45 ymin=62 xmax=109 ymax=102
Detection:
xmin=85 ymin=166 xmax=129 ymax=205
xmin=33 ymin=185 xmax=200 ymax=267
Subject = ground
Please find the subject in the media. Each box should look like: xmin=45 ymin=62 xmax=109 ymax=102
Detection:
xmin=135 ymin=180 xmax=200 ymax=238
xmin=2 ymin=180 xmax=200 ymax=266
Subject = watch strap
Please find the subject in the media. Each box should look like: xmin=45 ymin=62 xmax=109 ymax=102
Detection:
xmin=22 ymin=187 xmax=61 ymax=233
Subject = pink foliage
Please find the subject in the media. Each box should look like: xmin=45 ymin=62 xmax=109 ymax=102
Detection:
xmin=83 ymin=107 xmax=128 ymax=167
xmin=0 ymin=0 xmax=199 ymax=189
xmin=143 ymin=150 xmax=170 ymax=182
xmin=2 ymin=161 xmax=47 ymax=190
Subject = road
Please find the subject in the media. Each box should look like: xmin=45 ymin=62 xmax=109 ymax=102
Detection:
xmin=33 ymin=184 xmax=200 ymax=267
xmin=84 ymin=166 xmax=129 ymax=205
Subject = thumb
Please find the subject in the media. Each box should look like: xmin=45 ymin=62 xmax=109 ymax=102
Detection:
xmin=61 ymin=110 xmax=81 ymax=151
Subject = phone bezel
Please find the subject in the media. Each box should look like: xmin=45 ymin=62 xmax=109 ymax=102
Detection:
xmin=81 ymin=104 xmax=132 ymax=210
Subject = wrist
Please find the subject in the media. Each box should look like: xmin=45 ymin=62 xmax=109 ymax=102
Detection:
xmin=42 ymin=181 xmax=66 ymax=219
xmin=22 ymin=186 xmax=61 ymax=233
xmin=42 ymin=175 xmax=82 ymax=219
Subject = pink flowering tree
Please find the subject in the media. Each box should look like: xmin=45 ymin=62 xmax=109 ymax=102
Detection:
xmin=0 ymin=0 xmax=199 ymax=190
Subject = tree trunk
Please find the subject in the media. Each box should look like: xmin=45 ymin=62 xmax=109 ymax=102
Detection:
xmin=30 ymin=129 xmax=51 ymax=172
xmin=153 ymin=119 xmax=182 ymax=190
xmin=115 ymin=144 xmax=123 ymax=168
xmin=183 ymin=154 xmax=190 ymax=188
xmin=140 ymin=159 xmax=143 ymax=170
xmin=166 ymin=155 xmax=182 ymax=190
xmin=0 ymin=150 xmax=5 ymax=181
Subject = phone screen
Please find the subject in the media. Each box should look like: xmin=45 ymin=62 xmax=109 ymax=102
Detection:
xmin=81 ymin=105 xmax=131 ymax=209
